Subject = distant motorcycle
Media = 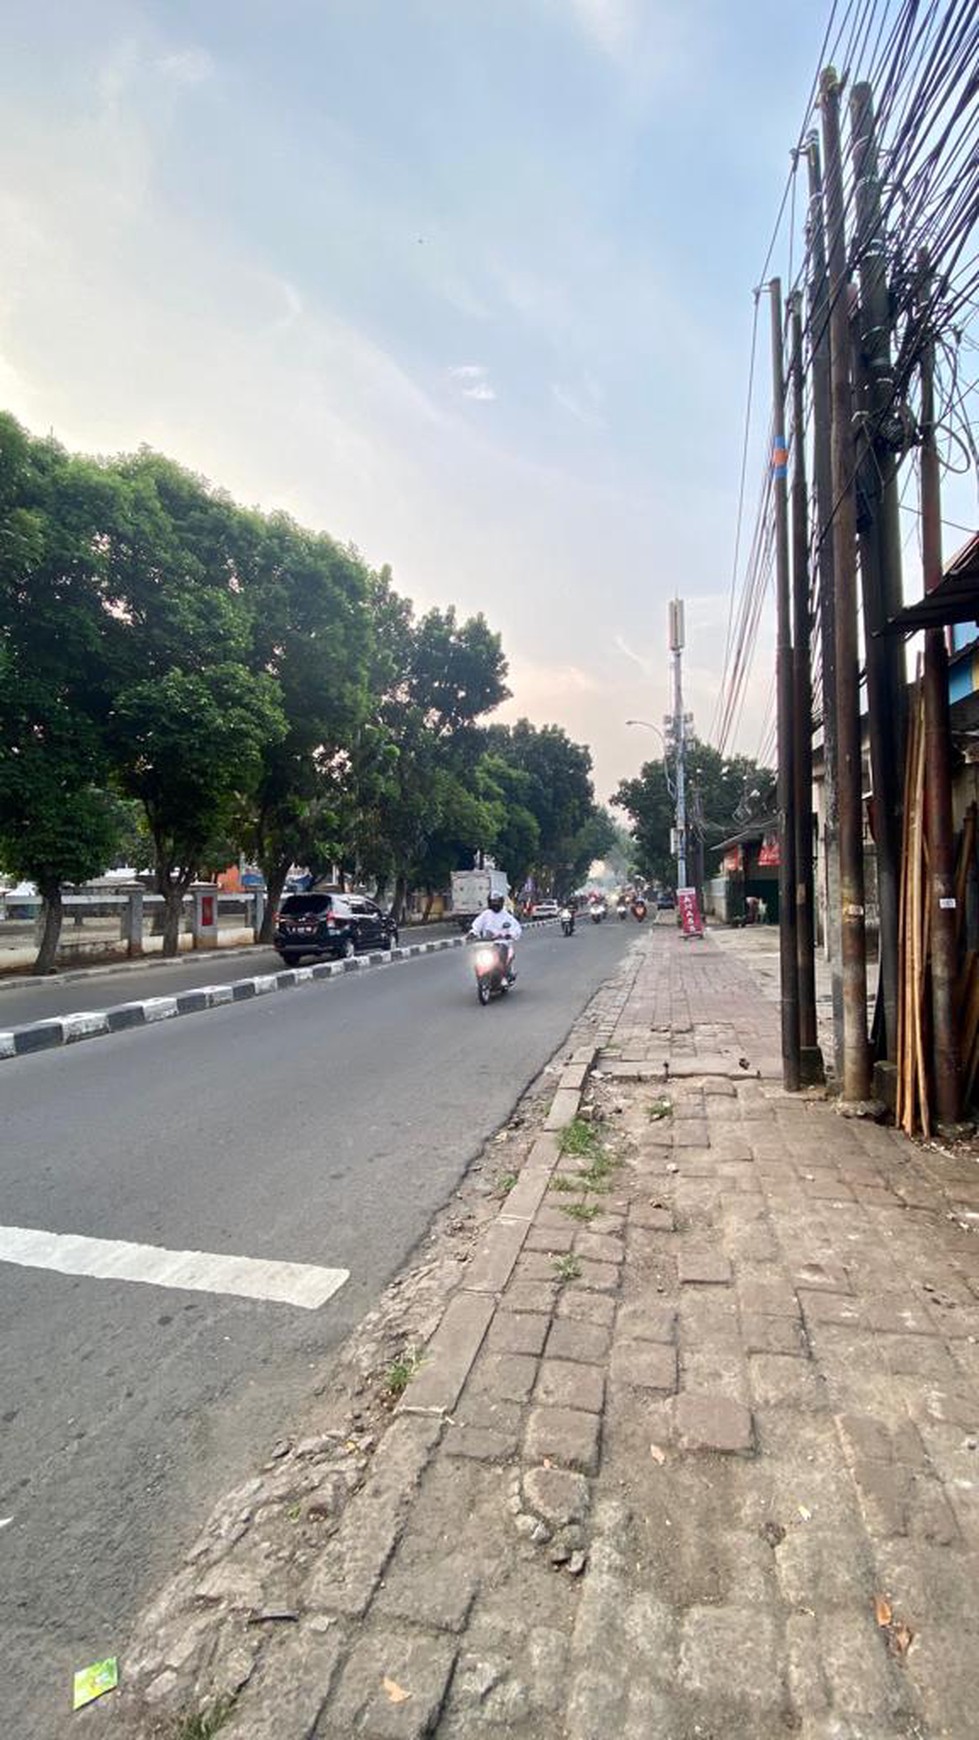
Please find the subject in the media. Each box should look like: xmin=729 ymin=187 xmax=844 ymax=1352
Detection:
xmin=617 ymin=901 xmax=628 ymax=921
xmin=590 ymin=901 xmax=607 ymax=924
xmin=560 ymin=906 xmax=575 ymax=937
xmin=631 ymin=898 xmax=648 ymax=922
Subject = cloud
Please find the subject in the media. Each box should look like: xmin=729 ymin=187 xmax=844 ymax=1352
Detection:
xmin=449 ymin=363 xmax=497 ymax=402
xmin=567 ymin=0 xmax=639 ymax=59
xmin=157 ymin=48 xmax=214 ymax=86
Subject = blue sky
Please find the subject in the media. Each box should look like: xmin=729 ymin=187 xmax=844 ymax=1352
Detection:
xmin=0 ymin=0 xmax=836 ymax=802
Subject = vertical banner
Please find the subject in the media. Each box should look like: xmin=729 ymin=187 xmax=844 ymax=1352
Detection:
xmin=677 ymin=887 xmax=703 ymax=937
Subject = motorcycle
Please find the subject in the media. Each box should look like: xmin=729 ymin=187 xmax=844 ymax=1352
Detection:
xmin=469 ymin=937 xmax=516 ymax=1005
xmin=617 ymin=901 xmax=628 ymax=921
xmin=590 ymin=901 xmax=607 ymax=924
xmin=631 ymin=898 xmax=648 ymax=922
xmin=560 ymin=906 xmax=575 ymax=936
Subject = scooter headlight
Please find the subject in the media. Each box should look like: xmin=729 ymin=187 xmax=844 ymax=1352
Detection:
xmin=474 ymin=947 xmax=497 ymax=971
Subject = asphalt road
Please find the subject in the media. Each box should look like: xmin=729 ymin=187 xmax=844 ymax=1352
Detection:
xmin=0 ymin=916 xmax=635 ymax=1737
xmin=0 ymin=922 xmax=460 ymax=1030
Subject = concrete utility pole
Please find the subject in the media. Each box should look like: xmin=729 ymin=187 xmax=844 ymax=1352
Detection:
xmin=822 ymin=66 xmax=870 ymax=1103
xmin=668 ymin=598 xmax=688 ymax=894
xmin=790 ymin=291 xmax=823 ymax=1084
xmin=919 ymin=250 xmax=962 ymax=1129
xmin=770 ymin=278 xmax=801 ymax=1091
xmin=807 ymin=130 xmax=845 ymax=1080
xmin=850 ymin=79 xmax=907 ymax=1072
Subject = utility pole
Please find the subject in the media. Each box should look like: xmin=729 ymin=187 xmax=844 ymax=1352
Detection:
xmin=821 ymin=66 xmax=870 ymax=1103
xmin=850 ymin=79 xmax=907 ymax=1074
xmin=919 ymin=250 xmax=961 ymax=1129
xmin=770 ymin=277 xmax=800 ymax=1091
xmin=669 ymin=598 xmax=688 ymax=894
xmin=807 ymin=130 xmax=844 ymax=1080
xmin=790 ymin=291 xmax=823 ymax=1083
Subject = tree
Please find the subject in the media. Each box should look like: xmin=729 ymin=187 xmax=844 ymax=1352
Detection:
xmin=350 ymin=579 xmax=510 ymax=919
xmin=612 ymin=738 xmax=776 ymax=888
xmin=234 ymin=513 xmax=372 ymax=938
xmin=484 ymin=720 xmax=599 ymax=894
xmin=104 ymin=453 xmax=286 ymax=952
xmin=0 ymin=418 xmax=129 ymax=971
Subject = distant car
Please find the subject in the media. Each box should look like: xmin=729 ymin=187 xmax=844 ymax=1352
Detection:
xmin=274 ymin=892 xmax=398 ymax=963
xmin=532 ymin=899 xmax=561 ymax=920
xmin=656 ymin=891 xmax=675 ymax=910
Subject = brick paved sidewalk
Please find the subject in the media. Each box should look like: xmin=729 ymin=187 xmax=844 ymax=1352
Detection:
xmin=121 ymin=924 xmax=979 ymax=1740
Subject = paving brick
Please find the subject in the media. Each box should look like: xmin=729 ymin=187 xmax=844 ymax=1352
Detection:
xmin=309 ymin=1417 xmax=442 ymax=1616
xmin=524 ymin=1222 xmax=575 ymax=1254
xmin=815 ymin=1610 xmax=911 ymax=1723
xmin=374 ymin=1555 xmax=478 ymax=1633
xmin=523 ymin=1465 xmax=591 ymax=1526
xmin=865 ymin=1296 xmax=938 ymax=1335
xmin=678 ymin=1607 xmax=781 ymax=1708
xmin=556 ymin=1289 xmax=617 ymax=1327
xmin=399 ymin=1293 xmax=495 ymax=1414
xmin=749 ymin=1353 xmax=829 ymax=1410
xmin=797 ymin=1289 xmax=864 ymax=1326
xmin=573 ymin=1230 xmax=625 ymax=1266
xmin=468 ymin=1351 xmax=538 ymax=1404
xmin=572 ymin=1259 xmax=621 ymax=1293
xmin=675 ymin=1393 xmax=754 ymax=1454
xmin=503 ymin=1280 xmax=558 ymax=1314
xmin=774 ymin=1527 xmax=876 ymax=1608
xmin=678 ymin=1250 xmax=733 ymax=1286
xmin=486 ymin=1311 xmax=550 ymax=1357
xmin=222 ymin=1626 xmax=342 ymax=1740
xmin=525 ymin=1405 xmax=602 ymax=1473
xmin=545 ymin=1317 xmax=612 ymax=1364
xmin=443 ymin=1424 xmax=518 ymax=1463
xmin=463 ymin=1217 xmax=528 ymax=1294
xmin=737 ymin=1278 xmax=800 ymax=1317
xmin=740 ymin=1312 xmax=808 ymax=1357
xmin=628 ymin=1200 xmax=675 ymax=1231
xmin=514 ymin=1249 xmax=564 ymax=1283
xmin=614 ymin=1300 xmax=677 ymax=1343
xmin=536 ymin=1358 xmax=605 ymax=1413
xmin=876 ymin=1333 xmax=960 ymax=1380
xmin=611 ymin=1340 xmax=677 ymax=1393
xmin=792 ymin=1260 xmax=852 ymax=1293
xmin=324 ymin=1627 xmax=457 ymax=1738
xmin=835 ymin=1412 xmax=927 ymax=1468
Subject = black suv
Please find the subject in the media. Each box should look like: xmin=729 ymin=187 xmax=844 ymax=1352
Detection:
xmin=274 ymin=892 xmax=399 ymax=964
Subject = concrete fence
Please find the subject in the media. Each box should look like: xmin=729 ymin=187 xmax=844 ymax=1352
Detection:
xmin=0 ymin=886 xmax=265 ymax=961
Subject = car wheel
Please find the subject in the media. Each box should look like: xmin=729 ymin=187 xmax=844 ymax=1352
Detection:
xmin=278 ymin=952 xmax=299 ymax=965
xmin=341 ymin=935 xmax=356 ymax=959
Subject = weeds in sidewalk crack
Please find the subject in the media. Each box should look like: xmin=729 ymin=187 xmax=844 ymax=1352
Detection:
xmin=560 ymin=1201 xmax=601 ymax=1222
xmin=553 ymin=1253 xmax=583 ymax=1281
xmin=495 ymin=1171 xmax=518 ymax=1198
xmin=384 ymin=1347 xmax=427 ymax=1399
xmin=648 ymin=1097 xmax=673 ymax=1120
xmin=167 ymin=1698 xmax=234 ymax=1740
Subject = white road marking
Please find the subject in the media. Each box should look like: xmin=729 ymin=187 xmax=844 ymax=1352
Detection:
xmin=0 ymin=1224 xmax=348 ymax=1310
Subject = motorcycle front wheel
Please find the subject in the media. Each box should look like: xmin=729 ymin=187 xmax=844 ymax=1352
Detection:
xmin=478 ymin=980 xmax=491 ymax=1005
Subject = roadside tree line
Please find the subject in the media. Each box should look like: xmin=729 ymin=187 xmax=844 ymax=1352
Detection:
xmin=0 ymin=413 xmax=615 ymax=972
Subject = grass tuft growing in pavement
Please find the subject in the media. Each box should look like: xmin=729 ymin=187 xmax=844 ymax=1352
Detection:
xmin=560 ymin=1117 xmax=602 ymax=1159
xmin=553 ymin=1253 xmax=582 ymax=1281
xmin=560 ymin=1200 xmax=601 ymax=1222
xmin=169 ymin=1699 xmax=234 ymax=1740
xmin=385 ymin=1347 xmax=426 ymax=1399
xmin=495 ymin=1171 xmax=518 ymax=1198
xmin=648 ymin=1097 xmax=673 ymax=1121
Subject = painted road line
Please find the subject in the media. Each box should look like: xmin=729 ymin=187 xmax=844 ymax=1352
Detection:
xmin=0 ymin=1225 xmax=349 ymax=1310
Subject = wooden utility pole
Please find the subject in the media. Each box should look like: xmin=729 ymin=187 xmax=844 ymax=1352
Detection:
xmin=850 ymin=80 xmax=907 ymax=1071
xmin=806 ymin=131 xmax=844 ymax=1079
xmin=919 ymin=250 xmax=962 ymax=1128
xmin=821 ymin=67 xmax=870 ymax=1103
xmin=790 ymin=292 xmax=823 ymax=1083
xmin=770 ymin=277 xmax=800 ymax=1091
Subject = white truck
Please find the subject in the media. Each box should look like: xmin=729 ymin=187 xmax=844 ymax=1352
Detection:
xmin=450 ymin=867 xmax=510 ymax=928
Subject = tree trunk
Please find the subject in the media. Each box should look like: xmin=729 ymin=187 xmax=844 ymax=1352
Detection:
xmin=260 ymin=858 xmax=290 ymax=944
xmin=33 ymin=885 xmax=64 ymax=975
xmin=161 ymin=886 xmax=184 ymax=956
xmin=422 ymin=888 xmax=435 ymax=923
xmin=391 ymin=870 xmax=408 ymax=927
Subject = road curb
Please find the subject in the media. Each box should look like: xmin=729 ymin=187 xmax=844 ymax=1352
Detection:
xmin=0 ymin=922 xmax=561 ymax=1062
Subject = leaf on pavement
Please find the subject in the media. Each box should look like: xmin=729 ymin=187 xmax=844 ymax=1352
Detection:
xmin=383 ymin=1678 xmax=411 ymax=1704
xmin=650 ymin=1443 xmax=666 ymax=1465
xmin=874 ymin=1593 xmax=893 ymax=1627
xmin=888 ymin=1622 xmax=914 ymax=1657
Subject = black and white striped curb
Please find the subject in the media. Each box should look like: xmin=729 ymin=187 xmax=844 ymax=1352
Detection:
xmin=0 ymin=923 xmax=560 ymax=1062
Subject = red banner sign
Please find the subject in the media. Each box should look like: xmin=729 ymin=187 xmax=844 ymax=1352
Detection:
xmin=677 ymin=887 xmax=703 ymax=937
xmin=757 ymin=832 xmax=780 ymax=867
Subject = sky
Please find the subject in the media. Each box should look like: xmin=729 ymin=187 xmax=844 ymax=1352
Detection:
xmin=0 ymin=0 xmax=848 ymax=806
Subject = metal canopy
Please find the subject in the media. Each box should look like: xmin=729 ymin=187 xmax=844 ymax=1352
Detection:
xmin=883 ymin=530 xmax=979 ymax=635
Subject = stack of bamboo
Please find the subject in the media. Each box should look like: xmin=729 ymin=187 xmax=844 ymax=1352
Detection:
xmin=897 ymin=675 xmax=978 ymax=1134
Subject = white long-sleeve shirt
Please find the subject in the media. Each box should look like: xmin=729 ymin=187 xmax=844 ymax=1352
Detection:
xmin=469 ymin=908 xmax=522 ymax=942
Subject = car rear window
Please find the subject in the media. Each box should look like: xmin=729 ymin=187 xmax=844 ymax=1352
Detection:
xmin=280 ymin=894 xmax=334 ymax=915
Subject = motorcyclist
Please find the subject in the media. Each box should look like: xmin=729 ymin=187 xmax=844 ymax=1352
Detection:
xmin=469 ymin=893 xmax=522 ymax=983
